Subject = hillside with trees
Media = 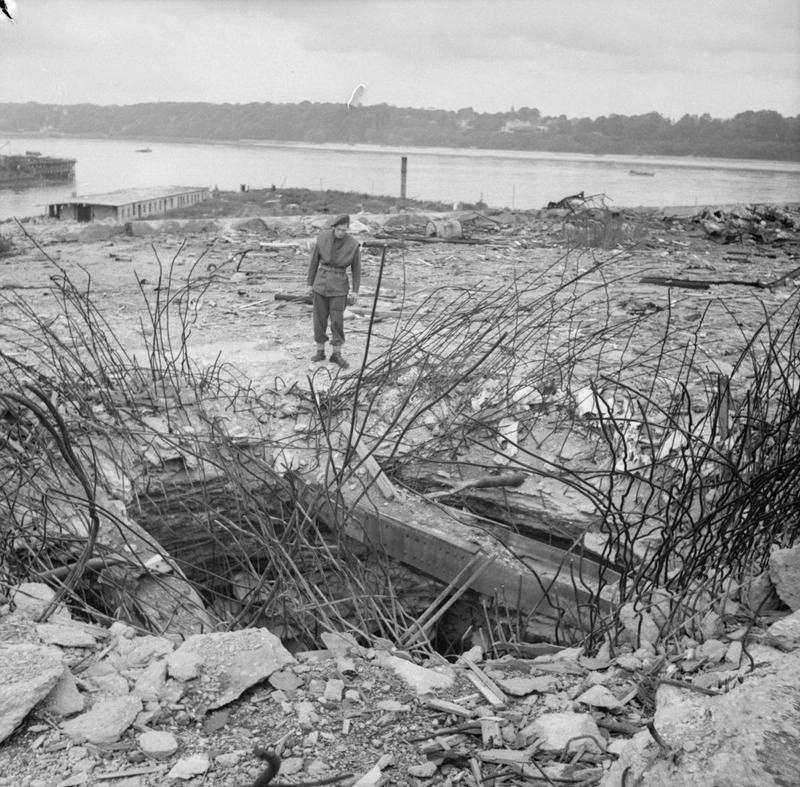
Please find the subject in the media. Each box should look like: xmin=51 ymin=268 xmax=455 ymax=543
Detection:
xmin=1 ymin=101 xmax=798 ymax=161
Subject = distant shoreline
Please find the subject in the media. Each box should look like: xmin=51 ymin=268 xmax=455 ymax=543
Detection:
xmin=2 ymin=100 xmax=798 ymax=162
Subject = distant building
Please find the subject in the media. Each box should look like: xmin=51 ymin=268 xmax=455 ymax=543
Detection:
xmin=48 ymin=186 xmax=210 ymax=222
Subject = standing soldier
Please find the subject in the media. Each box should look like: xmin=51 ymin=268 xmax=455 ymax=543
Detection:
xmin=306 ymin=214 xmax=360 ymax=369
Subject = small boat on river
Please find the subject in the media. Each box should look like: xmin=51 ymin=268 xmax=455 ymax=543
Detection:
xmin=135 ymin=148 xmax=153 ymax=153
xmin=629 ymin=169 xmax=655 ymax=177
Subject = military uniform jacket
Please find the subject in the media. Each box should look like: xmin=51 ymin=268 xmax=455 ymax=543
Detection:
xmin=307 ymin=229 xmax=361 ymax=297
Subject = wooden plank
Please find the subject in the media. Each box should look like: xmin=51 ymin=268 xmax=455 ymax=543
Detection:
xmin=639 ymin=275 xmax=709 ymax=290
xmin=640 ymin=275 xmax=768 ymax=290
xmin=421 ymin=697 xmax=477 ymax=718
xmin=401 ymin=554 xmax=496 ymax=648
xmin=351 ymin=439 xmax=397 ymax=501
xmin=460 ymin=655 xmax=509 ymax=706
xmin=479 ymin=749 xmax=532 ymax=765
xmin=466 ymin=672 xmax=506 ymax=709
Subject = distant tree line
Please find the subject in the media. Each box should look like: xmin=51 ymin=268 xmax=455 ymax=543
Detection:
xmin=1 ymin=102 xmax=798 ymax=161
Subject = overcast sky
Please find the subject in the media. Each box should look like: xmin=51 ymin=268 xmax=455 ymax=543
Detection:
xmin=1 ymin=0 xmax=798 ymax=119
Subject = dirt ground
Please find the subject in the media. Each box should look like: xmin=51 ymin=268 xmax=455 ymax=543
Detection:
xmin=2 ymin=198 xmax=798 ymax=391
xmin=0 ymin=195 xmax=799 ymax=786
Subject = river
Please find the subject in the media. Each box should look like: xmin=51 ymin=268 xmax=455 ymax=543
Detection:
xmin=1 ymin=135 xmax=799 ymax=221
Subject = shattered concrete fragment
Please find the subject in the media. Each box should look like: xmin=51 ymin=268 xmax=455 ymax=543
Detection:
xmin=132 ymin=659 xmax=168 ymax=702
xmin=408 ymin=761 xmax=438 ymax=778
xmin=495 ymin=675 xmax=559 ymax=696
xmin=527 ymin=711 xmax=605 ymax=754
xmin=320 ymin=630 xmax=364 ymax=657
xmin=740 ymin=570 xmax=782 ymax=613
xmin=295 ymin=700 xmax=321 ymax=728
xmin=138 ymin=729 xmax=178 ymax=759
xmin=767 ymin=609 xmax=800 ymax=649
xmin=84 ymin=672 xmax=129 ymax=696
xmin=0 ymin=643 xmax=65 ymax=743
xmin=167 ymin=627 xmax=295 ymax=710
xmin=40 ymin=667 xmax=85 ymax=718
xmin=376 ymin=653 xmax=455 ymax=694
xmin=167 ymin=753 xmax=210 ymax=780
xmin=336 ymin=656 xmax=357 ymax=675
xmin=214 ymin=751 xmax=243 ymax=768
xmin=575 ymin=684 xmax=624 ymax=711
xmin=268 ymin=670 xmax=304 ymax=693
xmin=35 ymin=622 xmax=98 ymax=649
xmin=323 ymin=679 xmax=344 ymax=702
xmin=60 ymin=695 xmax=142 ymax=744
xmin=644 ymin=646 xmax=800 ymax=786
xmin=120 ymin=634 xmax=176 ymax=669
xmin=10 ymin=582 xmax=68 ymax=619
xmin=769 ymin=544 xmax=800 ymax=611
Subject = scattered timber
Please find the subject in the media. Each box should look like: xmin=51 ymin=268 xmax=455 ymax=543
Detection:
xmin=275 ymin=293 xmax=312 ymax=304
xmin=273 ymin=292 xmax=399 ymax=319
xmin=768 ymin=263 xmax=800 ymax=289
xmin=639 ymin=275 xmax=767 ymax=290
xmin=361 ymin=239 xmax=408 ymax=249
xmin=425 ymin=469 xmax=527 ymax=499
xmin=374 ymin=233 xmax=502 ymax=245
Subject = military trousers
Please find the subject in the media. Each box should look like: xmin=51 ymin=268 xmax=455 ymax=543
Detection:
xmin=312 ymin=293 xmax=346 ymax=347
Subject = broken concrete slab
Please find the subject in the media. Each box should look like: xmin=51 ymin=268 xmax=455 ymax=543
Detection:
xmin=138 ymin=729 xmax=179 ymax=760
xmin=132 ymin=659 xmax=168 ymax=702
xmin=526 ymin=711 xmax=605 ymax=754
xmin=639 ymin=645 xmax=800 ymax=786
xmin=376 ymin=653 xmax=456 ymax=695
xmin=59 ymin=695 xmax=142 ymax=745
xmin=35 ymin=622 xmax=98 ymax=649
xmin=575 ymin=684 xmax=625 ymax=711
xmin=0 ymin=643 xmax=65 ymax=743
xmin=40 ymin=667 xmax=85 ymax=718
xmin=10 ymin=582 xmax=70 ymax=620
xmin=767 ymin=609 xmax=800 ymax=650
xmin=166 ymin=627 xmax=295 ymax=710
xmin=769 ymin=544 xmax=800 ymax=611
xmin=167 ymin=753 xmax=210 ymax=780
xmin=493 ymin=675 xmax=560 ymax=697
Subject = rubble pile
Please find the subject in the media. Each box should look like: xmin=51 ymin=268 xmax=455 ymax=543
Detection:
xmin=693 ymin=203 xmax=800 ymax=245
xmin=1 ymin=577 xmax=799 ymax=786
xmin=2 ymin=208 xmax=799 ymax=639
xmin=1 ymin=200 xmax=800 ymax=784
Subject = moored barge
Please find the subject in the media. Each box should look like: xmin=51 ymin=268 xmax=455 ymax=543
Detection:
xmin=0 ymin=152 xmax=77 ymax=186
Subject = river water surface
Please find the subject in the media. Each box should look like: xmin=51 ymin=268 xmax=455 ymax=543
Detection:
xmin=1 ymin=135 xmax=799 ymax=221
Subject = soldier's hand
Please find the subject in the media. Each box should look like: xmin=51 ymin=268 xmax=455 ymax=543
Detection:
xmin=348 ymin=292 xmax=359 ymax=307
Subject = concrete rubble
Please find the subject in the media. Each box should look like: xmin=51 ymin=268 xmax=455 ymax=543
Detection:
xmin=0 ymin=580 xmax=798 ymax=785
xmin=769 ymin=543 xmax=800 ymax=611
xmin=1 ymin=201 xmax=799 ymax=784
xmin=694 ymin=203 xmax=800 ymax=245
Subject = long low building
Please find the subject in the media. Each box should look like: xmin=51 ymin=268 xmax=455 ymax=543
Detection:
xmin=48 ymin=186 xmax=210 ymax=222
